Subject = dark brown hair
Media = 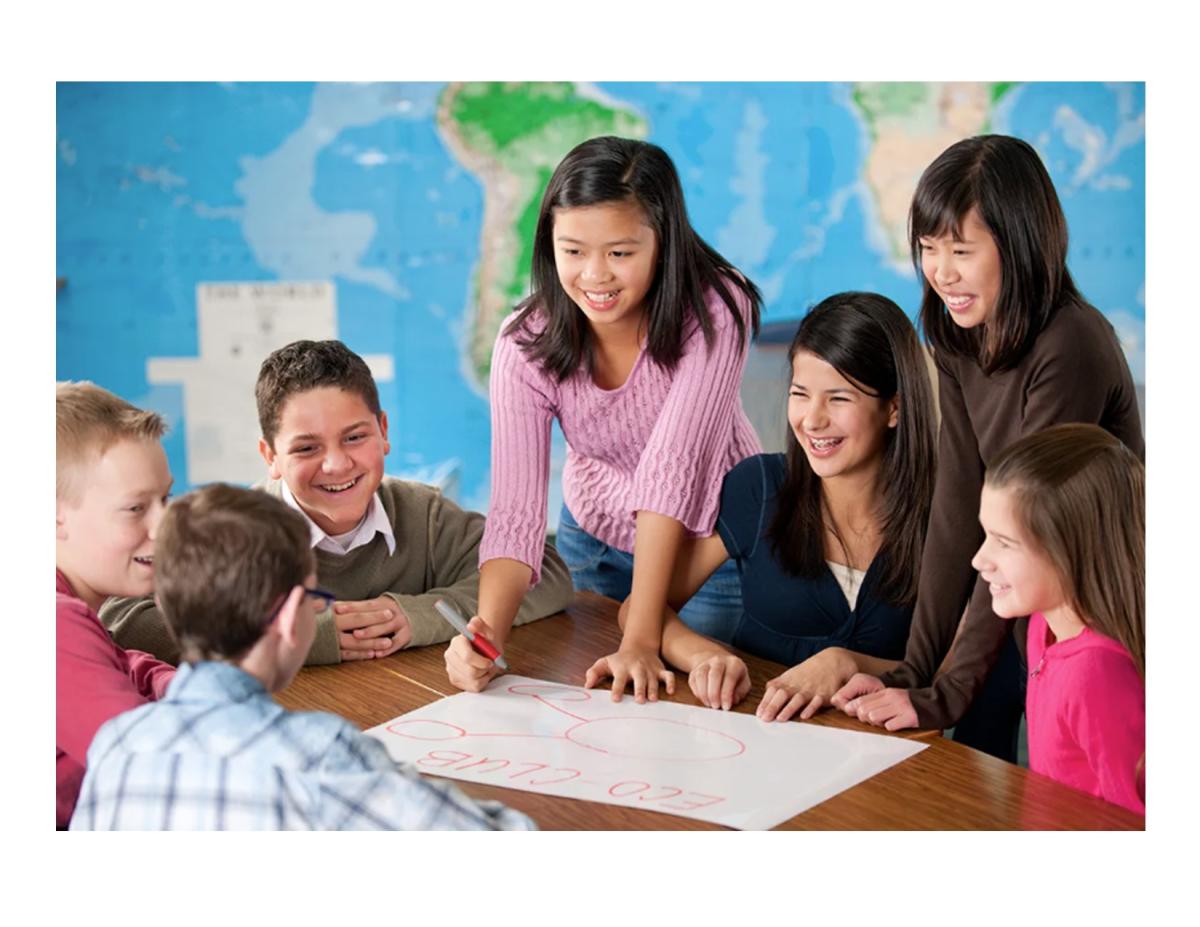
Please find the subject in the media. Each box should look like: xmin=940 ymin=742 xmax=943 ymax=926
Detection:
xmin=910 ymin=134 xmax=1082 ymax=374
xmin=508 ymin=136 xmax=761 ymax=381
xmin=767 ymin=292 xmax=937 ymax=606
xmin=986 ymin=424 xmax=1144 ymax=678
xmin=256 ymin=340 xmax=381 ymax=447
xmin=154 ymin=483 xmax=315 ymax=663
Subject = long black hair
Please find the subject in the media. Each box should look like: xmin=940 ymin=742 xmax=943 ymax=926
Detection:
xmin=509 ymin=136 xmax=761 ymax=380
xmin=910 ymin=134 xmax=1083 ymax=374
xmin=767 ymin=292 xmax=937 ymax=606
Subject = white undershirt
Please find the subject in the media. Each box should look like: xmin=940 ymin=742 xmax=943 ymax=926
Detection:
xmin=826 ymin=560 xmax=866 ymax=610
xmin=279 ymin=480 xmax=397 ymax=556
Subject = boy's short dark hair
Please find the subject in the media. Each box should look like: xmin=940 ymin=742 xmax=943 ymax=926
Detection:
xmin=154 ymin=483 xmax=315 ymax=663
xmin=256 ymin=340 xmax=382 ymax=447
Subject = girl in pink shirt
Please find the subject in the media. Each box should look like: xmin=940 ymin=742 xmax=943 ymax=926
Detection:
xmin=445 ymin=136 xmax=762 ymax=701
xmin=971 ymin=424 xmax=1144 ymax=814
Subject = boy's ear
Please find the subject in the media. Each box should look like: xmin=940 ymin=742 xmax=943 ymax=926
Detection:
xmin=55 ymin=500 xmax=69 ymax=541
xmin=887 ymin=396 xmax=900 ymax=429
xmin=378 ymin=411 xmax=390 ymax=455
xmin=258 ymin=437 xmax=282 ymax=480
xmin=271 ymin=584 xmax=307 ymax=648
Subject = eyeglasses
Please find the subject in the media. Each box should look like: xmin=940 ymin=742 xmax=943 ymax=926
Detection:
xmin=265 ymin=586 xmax=337 ymax=626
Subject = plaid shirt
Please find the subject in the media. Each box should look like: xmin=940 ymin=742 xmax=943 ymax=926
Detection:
xmin=69 ymin=661 xmax=535 ymax=831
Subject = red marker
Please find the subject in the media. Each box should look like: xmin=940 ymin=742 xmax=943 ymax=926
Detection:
xmin=435 ymin=599 xmax=509 ymax=671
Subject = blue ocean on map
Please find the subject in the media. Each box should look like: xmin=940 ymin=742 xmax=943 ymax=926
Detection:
xmin=57 ymin=82 xmax=1145 ymax=518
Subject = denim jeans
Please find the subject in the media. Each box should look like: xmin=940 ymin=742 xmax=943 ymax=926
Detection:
xmin=555 ymin=504 xmax=743 ymax=643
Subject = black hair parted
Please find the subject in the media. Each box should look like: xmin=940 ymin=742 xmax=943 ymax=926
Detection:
xmin=767 ymin=292 xmax=937 ymax=607
xmin=910 ymin=134 xmax=1083 ymax=373
xmin=507 ymin=136 xmax=761 ymax=380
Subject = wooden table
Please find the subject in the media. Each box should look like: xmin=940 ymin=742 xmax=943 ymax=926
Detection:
xmin=277 ymin=593 xmax=1143 ymax=830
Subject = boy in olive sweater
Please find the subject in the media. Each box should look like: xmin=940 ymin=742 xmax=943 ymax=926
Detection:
xmin=101 ymin=340 xmax=573 ymax=665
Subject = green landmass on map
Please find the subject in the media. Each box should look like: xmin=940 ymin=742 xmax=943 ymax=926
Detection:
xmin=852 ymin=83 xmax=930 ymax=137
xmin=440 ymin=82 xmax=647 ymax=384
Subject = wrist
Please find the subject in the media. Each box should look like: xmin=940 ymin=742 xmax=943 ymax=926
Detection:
xmin=824 ymin=647 xmax=856 ymax=675
xmin=685 ymin=646 xmax=726 ymax=672
xmin=478 ymin=619 xmax=509 ymax=648
xmin=619 ymin=629 xmax=660 ymax=654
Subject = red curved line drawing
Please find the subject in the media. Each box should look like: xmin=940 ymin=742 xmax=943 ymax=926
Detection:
xmin=507 ymin=683 xmax=590 ymax=722
xmin=387 ymin=719 xmax=467 ymax=740
xmin=563 ymin=717 xmax=746 ymax=761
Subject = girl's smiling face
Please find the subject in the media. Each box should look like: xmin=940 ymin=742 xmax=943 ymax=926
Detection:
xmin=787 ymin=349 xmax=897 ymax=484
xmin=972 ymin=484 xmax=1067 ymax=620
xmin=552 ymin=200 xmax=658 ymax=340
xmin=919 ymin=207 xmax=1003 ymax=330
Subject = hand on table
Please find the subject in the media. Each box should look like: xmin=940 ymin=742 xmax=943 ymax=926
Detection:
xmin=686 ymin=651 xmax=750 ymax=711
xmin=444 ymin=615 xmax=505 ymax=692
xmin=756 ymin=646 xmax=858 ymax=722
xmin=333 ymin=596 xmax=411 ymax=661
xmin=831 ymin=673 xmax=919 ymax=731
xmin=584 ymin=645 xmax=675 ymax=704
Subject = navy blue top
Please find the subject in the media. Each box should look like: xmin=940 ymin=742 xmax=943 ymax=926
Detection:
xmin=714 ymin=454 xmax=913 ymax=667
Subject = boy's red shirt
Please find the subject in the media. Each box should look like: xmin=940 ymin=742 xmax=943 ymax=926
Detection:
xmin=56 ymin=570 xmax=175 ymax=828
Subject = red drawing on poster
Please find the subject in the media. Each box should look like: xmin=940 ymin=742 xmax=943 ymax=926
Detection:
xmin=386 ymin=682 xmax=747 ymax=762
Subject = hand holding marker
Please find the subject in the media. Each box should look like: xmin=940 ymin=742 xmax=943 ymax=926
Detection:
xmin=435 ymin=599 xmax=509 ymax=671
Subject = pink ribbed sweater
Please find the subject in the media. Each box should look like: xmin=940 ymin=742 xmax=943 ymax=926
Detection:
xmin=480 ymin=286 xmax=762 ymax=584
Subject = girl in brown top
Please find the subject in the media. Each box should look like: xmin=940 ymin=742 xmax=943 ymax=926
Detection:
xmin=829 ymin=135 xmax=1143 ymax=759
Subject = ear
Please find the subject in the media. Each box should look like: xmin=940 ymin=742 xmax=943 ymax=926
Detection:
xmin=887 ymin=396 xmax=900 ymax=429
xmin=378 ymin=411 xmax=391 ymax=456
xmin=271 ymin=584 xmax=307 ymax=648
xmin=259 ymin=437 xmax=283 ymax=481
xmin=55 ymin=500 xmax=69 ymax=541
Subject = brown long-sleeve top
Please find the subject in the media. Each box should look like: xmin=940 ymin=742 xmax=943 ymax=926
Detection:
xmin=881 ymin=299 xmax=1143 ymax=729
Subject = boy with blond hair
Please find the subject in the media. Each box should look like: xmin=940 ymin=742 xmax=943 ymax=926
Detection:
xmin=71 ymin=484 xmax=534 ymax=830
xmin=102 ymin=339 xmax=573 ymax=665
xmin=56 ymin=382 xmax=176 ymax=828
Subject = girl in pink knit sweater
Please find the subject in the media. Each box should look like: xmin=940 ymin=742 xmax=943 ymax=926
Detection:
xmin=446 ymin=136 xmax=762 ymax=701
xmin=970 ymin=424 xmax=1144 ymax=814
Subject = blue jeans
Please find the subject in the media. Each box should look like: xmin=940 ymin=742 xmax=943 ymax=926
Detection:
xmin=555 ymin=504 xmax=743 ymax=643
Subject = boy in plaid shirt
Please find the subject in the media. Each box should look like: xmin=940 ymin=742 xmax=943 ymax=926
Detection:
xmin=71 ymin=483 xmax=534 ymax=831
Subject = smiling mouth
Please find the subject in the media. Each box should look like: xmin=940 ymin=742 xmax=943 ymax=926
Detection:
xmin=581 ymin=289 xmax=620 ymax=310
xmin=133 ymin=555 xmax=154 ymax=567
xmin=943 ymin=294 xmax=975 ymax=312
xmin=319 ymin=475 xmax=361 ymax=494
xmin=806 ymin=435 xmax=845 ymax=455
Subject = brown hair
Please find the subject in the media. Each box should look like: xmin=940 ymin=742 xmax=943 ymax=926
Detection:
xmin=56 ymin=381 xmax=167 ymax=504
xmin=154 ymin=483 xmax=315 ymax=663
xmin=986 ymin=424 xmax=1144 ymax=677
xmin=255 ymin=340 xmax=382 ymax=448
xmin=910 ymin=135 xmax=1083 ymax=374
xmin=768 ymin=292 xmax=937 ymax=606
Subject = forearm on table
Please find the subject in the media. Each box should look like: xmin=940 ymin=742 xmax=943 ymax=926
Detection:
xmin=477 ymin=557 xmax=535 ymax=644
xmin=660 ymin=611 xmax=730 ymax=672
xmin=906 ymin=586 xmax=1013 ymax=729
xmin=622 ymin=511 xmax=687 ymax=649
xmin=846 ymin=651 xmax=901 ymax=677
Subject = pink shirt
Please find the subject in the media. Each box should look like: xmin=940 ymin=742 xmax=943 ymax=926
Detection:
xmin=1026 ymin=611 xmax=1144 ymax=815
xmin=56 ymin=570 xmax=175 ymax=828
xmin=481 ymin=285 xmax=761 ymax=583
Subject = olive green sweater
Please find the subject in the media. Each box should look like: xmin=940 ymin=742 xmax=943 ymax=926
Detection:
xmin=99 ymin=477 xmax=574 ymax=666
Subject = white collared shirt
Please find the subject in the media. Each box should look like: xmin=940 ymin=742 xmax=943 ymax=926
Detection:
xmin=279 ymin=480 xmax=397 ymax=557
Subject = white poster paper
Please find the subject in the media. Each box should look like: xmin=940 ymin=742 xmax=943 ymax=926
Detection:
xmin=366 ymin=676 xmax=927 ymax=830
